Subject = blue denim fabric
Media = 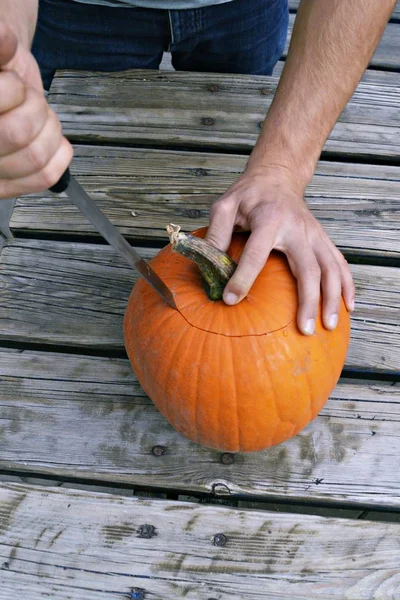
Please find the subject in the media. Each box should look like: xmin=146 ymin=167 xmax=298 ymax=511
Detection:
xmin=32 ymin=0 xmax=288 ymax=90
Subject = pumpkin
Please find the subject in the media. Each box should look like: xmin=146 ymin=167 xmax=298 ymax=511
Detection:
xmin=124 ymin=225 xmax=350 ymax=453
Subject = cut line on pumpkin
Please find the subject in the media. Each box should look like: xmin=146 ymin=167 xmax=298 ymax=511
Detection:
xmin=173 ymin=303 xmax=297 ymax=339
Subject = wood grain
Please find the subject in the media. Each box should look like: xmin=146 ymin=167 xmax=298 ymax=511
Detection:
xmin=48 ymin=67 xmax=400 ymax=158
xmin=11 ymin=147 xmax=400 ymax=258
xmin=0 ymin=350 xmax=399 ymax=507
xmin=1 ymin=483 xmax=400 ymax=599
xmin=0 ymin=239 xmax=398 ymax=373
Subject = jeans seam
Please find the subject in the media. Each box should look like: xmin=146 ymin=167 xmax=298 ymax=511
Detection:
xmin=167 ymin=10 xmax=175 ymax=49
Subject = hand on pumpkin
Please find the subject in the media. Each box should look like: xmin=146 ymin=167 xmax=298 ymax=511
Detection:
xmin=205 ymin=166 xmax=355 ymax=336
xmin=0 ymin=20 xmax=73 ymax=200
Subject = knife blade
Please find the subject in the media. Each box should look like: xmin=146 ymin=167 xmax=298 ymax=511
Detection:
xmin=49 ymin=168 xmax=177 ymax=310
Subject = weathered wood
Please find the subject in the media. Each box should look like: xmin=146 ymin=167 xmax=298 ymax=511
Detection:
xmin=289 ymin=0 xmax=400 ymax=22
xmin=0 ymin=239 xmax=398 ymax=373
xmin=0 ymin=349 xmax=399 ymax=507
xmin=49 ymin=68 xmax=400 ymax=159
xmin=0 ymin=199 xmax=15 ymax=240
xmin=11 ymin=147 xmax=400 ymax=258
xmin=1 ymin=483 xmax=400 ymax=599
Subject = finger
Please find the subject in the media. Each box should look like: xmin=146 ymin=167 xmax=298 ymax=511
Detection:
xmin=0 ymin=71 xmax=25 ymax=113
xmin=314 ymin=243 xmax=342 ymax=330
xmin=0 ymin=86 xmax=48 ymax=157
xmin=286 ymin=241 xmax=321 ymax=335
xmin=332 ymin=247 xmax=355 ymax=312
xmin=0 ymin=137 xmax=73 ymax=199
xmin=205 ymin=197 xmax=237 ymax=252
xmin=0 ymin=109 xmax=62 ymax=179
xmin=223 ymin=226 xmax=274 ymax=304
xmin=0 ymin=21 xmax=17 ymax=67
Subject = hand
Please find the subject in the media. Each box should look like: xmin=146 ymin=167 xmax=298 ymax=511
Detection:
xmin=206 ymin=166 xmax=355 ymax=335
xmin=0 ymin=20 xmax=73 ymax=199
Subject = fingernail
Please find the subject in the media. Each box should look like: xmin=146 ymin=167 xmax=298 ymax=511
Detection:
xmin=224 ymin=292 xmax=238 ymax=305
xmin=328 ymin=313 xmax=338 ymax=330
xmin=304 ymin=319 xmax=315 ymax=335
xmin=349 ymin=298 xmax=355 ymax=312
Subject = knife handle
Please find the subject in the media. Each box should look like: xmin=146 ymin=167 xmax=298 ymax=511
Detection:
xmin=49 ymin=167 xmax=71 ymax=194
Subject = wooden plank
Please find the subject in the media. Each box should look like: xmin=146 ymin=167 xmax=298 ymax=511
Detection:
xmin=289 ymin=0 xmax=400 ymax=22
xmin=49 ymin=68 xmax=400 ymax=159
xmin=1 ymin=484 xmax=400 ymax=600
xmin=0 ymin=239 xmax=398 ymax=373
xmin=0 ymin=349 xmax=400 ymax=507
xmin=10 ymin=147 xmax=400 ymax=258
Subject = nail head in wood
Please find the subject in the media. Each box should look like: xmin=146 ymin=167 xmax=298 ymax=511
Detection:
xmin=213 ymin=533 xmax=228 ymax=547
xmin=130 ymin=589 xmax=146 ymax=600
xmin=152 ymin=445 xmax=165 ymax=456
xmin=208 ymin=84 xmax=219 ymax=92
xmin=220 ymin=452 xmax=235 ymax=465
xmin=202 ymin=117 xmax=215 ymax=126
xmin=137 ymin=524 xmax=157 ymax=539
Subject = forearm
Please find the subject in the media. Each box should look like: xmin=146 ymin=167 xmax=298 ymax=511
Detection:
xmin=1 ymin=0 xmax=38 ymax=49
xmin=248 ymin=0 xmax=396 ymax=191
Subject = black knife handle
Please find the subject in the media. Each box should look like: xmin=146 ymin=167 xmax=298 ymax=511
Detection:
xmin=49 ymin=167 xmax=71 ymax=194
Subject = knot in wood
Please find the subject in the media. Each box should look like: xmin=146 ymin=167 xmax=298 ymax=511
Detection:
xmin=152 ymin=445 xmax=165 ymax=456
xmin=208 ymin=84 xmax=219 ymax=92
xmin=213 ymin=533 xmax=228 ymax=547
xmin=202 ymin=117 xmax=215 ymax=126
xmin=182 ymin=208 xmax=202 ymax=219
xmin=189 ymin=168 xmax=208 ymax=177
xmin=260 ymin=87 xmax=271 ymax=96
xmin=137 ymin=524 xmax=157 ymax=539
xmin=130 ymin=588 xmax=146 ymax=600
xmin=220 ymin=453 xmax=235 ymax=465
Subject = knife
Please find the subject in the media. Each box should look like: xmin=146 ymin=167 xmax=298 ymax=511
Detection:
xmin=49 ymin=168 xmax=177 ymax=310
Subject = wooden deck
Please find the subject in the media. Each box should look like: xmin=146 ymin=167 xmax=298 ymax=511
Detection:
xmin=1 ymin=6 xmax=400 ymax=599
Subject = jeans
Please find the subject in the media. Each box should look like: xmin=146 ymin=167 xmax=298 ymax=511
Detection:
xmin=32 ymin=0 xmax=288 ymax=90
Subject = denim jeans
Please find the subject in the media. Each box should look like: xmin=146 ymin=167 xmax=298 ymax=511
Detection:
xmin=32 ymin=0 xmax=288 ymax=90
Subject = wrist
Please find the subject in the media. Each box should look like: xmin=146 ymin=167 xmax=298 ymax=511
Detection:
xmin=245 ymin=154 xmax=312 ymax=197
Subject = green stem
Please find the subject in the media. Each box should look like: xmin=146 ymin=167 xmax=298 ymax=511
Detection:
xmin=167 ymin=224 xmax=237 ymax=301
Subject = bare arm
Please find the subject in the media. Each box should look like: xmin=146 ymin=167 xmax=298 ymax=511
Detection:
xmin=248 ymin=0 xmax=396 ymax=185
xmin=207 ymin=0 xmax=395 ymax=334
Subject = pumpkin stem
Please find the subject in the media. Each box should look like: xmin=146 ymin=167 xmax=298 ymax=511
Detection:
xmin=167 ymin=224 xmax=237 ymax=301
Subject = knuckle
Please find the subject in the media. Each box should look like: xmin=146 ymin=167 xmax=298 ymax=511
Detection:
xmin=27 ymin=141 xmax=50 ymax=172
xmin=0 ymin=71 xmax=24 ymax=101
xmin=265 ymin=202 xmax=282 ymax=223
xmin=229 ymin=277 xmax=248 ymax=297
xmin=4 ymin=116 xmax=31 ymax=150
xmin=211 ymin=198 xmax=234 ymax=217
xmin=40 ymin=164 xmax=61 ymax=189
xmin=244 ymin=246 xmax=266 ymax=267
xmin=306 ymin=263 xmax=322 ymax=281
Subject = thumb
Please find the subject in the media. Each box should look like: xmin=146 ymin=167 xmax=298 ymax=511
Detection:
xmin=0 ymin=21 xmax=18 ymax=68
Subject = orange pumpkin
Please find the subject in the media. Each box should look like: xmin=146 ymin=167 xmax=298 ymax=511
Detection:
xmin=124 ymin=227 xmax=350 ymax=453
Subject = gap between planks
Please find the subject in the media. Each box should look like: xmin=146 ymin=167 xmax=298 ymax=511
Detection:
xmin=1 ymin=482 xmax=400 ymax=600
xmin=9 ymin=147 xmax=400 ymax=259
xmin=0 ymin=238 xmax=398 ymax=373
xmin=48 ymin=66 xmax=400 ymax=159
xmin=0 ymin=348 xmax=400 ymax=509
